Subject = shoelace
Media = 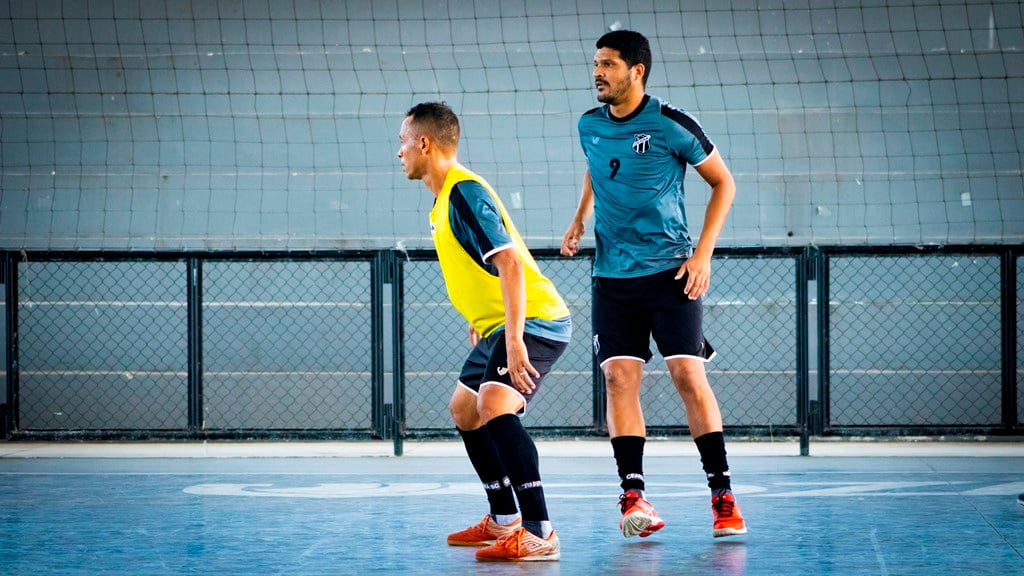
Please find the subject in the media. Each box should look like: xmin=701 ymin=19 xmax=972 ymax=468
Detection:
xmin=618 ymin=493 xmax=639 ymax=513
xmin=501 ymin=529 xmax=529 ymax=552
xmin=713 ymin=495 xmax=735 ymax=517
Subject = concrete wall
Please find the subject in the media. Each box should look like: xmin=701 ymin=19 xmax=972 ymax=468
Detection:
xmin=1 ymin=0 xmax=1021 ymax=250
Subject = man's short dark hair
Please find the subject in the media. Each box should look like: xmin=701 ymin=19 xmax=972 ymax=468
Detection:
xmin=596 ymin=30 xmax=652 ymax=86
xmin=405 ymin=101 xmax=460 ymax=149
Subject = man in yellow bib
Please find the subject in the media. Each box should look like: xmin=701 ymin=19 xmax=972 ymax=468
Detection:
xmin=397 ymin=102 xmax=572 ymax=562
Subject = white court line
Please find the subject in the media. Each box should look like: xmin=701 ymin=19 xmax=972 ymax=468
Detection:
xmin=1 ymin=471 xmax=1020 ymax=477
xmin=870 ymin=528 xmax=890 ymax=576
xmin=961 ymin=482 xmax=1024 ymax=496
xmin=2 ymin=440 xmax=1022 ymax=459
xmin=178 ymin=480 xmax=1024 ymax=499
xmin=833 ymin=369 xmax=1001 ymax=375
xmin=2 ymin=467 xmax=1015 ymax=475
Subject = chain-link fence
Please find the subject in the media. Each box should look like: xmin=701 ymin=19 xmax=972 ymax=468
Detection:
xmin=643 ymin=256 xmax=800 ymax=432
xmin=4 ymin=253 xmax=384 ymax=437
xmin=17 ymin=259 xmax=187 ymax=430
xmin=202 ymin=259 xmax=374 ymax=432
xmin=400 ymin=254 xmax=598 ymax=434
xmin=827 ymin=254 xmax=1003 ymax=428
xmin=1 ymin=247 xmax=1021 ymax=444
xmin=1019 ymin=254 xmax=1023 ymax=427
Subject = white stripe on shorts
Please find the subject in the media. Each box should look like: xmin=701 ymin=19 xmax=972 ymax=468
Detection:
xmin=664 ymin=351 xmax=717 ymax=363
xmin=479 ymin=381 xmax=528 ymax=416
xmin=598 ymin=355 xmax=647 ymax=369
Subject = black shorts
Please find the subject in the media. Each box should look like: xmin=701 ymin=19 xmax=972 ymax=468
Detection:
xmin=592 ymin=268 xmax=716 ymax=366
xmin=458 ymin=330 xmax=568 ymax=411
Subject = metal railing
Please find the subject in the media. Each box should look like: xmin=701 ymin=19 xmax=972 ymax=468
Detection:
xmin=2 ymin=246 xmax=1021 ymax=454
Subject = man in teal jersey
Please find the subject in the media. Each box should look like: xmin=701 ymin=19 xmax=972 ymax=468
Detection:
xmin=561 ymin=30 xmax=747 ymax=539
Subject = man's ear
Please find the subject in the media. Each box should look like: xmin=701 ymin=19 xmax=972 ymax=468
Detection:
xmin=419 ymin=135 xmax=430 ymax=152
xmin=632 ymin=63 xmax=646 ymax=83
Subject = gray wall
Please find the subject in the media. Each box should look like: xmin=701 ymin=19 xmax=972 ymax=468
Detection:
xmin=1 ymin=2 xmax=1021 ymax=435
xmin=1 ymin=0 xmax=1022 ymax=250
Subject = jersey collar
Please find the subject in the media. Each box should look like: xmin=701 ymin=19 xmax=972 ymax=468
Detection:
xmin=607 ymin=94 xmax=650 ymax=123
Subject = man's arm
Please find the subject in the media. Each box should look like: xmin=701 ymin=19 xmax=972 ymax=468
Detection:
xmin=490 ymin=247 xmax=539 ymax=393
xmin=560 ymin=169 xmax=595 ymax=256
xmin=675 ymin=150 xmax=736 ymax=299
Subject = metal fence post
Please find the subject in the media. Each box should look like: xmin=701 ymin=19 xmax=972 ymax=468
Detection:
xmin=371 ymin=251 xmax=388 ymax=442
xmin=187 ymin=257 xmax=204 ymax=434
xmin=797 ymin=248 xmax=813 ymax=455
xmin=3 ymin=252 xmax=19 ymax=437
xmin=371 ymin=249 xmax=406 ymax=454
xmin=589 ymin=257 xmax=606 ymax=434
xmin=1002 ymin=249 xmax=1018 ymax=429
xmin=391 ymin=251 xmax=405 ymax=456
xmin=815 ymin=250 xmax=831 ymax=437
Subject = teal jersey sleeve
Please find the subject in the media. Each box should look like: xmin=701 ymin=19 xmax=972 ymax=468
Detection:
xmin=448 ymin=180 xmax=514 ymax=275
xmin=661 ymin=102 xmax=715 ymax=167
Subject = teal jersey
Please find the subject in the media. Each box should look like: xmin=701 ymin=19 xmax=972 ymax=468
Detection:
xmin=578 ymin=94 xmax=715 ymax=278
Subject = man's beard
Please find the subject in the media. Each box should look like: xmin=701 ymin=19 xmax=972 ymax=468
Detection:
xmin=596 ymin=81 xmax=625 ymax=104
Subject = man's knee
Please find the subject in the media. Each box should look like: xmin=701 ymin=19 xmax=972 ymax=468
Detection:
xmin=476 ymin=385 xmax=524 ymax=423
xmin=603 ymin=362 xmax=643 ymax=394
xmin=669 ymin=359 xmax=709 ymax=393
xmin=450 ymin=389 xmax=482 ymax=430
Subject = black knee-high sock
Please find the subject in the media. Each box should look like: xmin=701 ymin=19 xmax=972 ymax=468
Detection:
xmin=485 ymin=414 xmax=548 ymax=524
xmin=611 ymin=436 xmax=646 ymax=493
xmin=457 ymin=426 xmax=518 ymax=517
xmin=694 ymin=431 xmax=732 ymax=493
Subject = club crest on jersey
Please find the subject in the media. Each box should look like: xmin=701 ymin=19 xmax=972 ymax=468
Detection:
xmin=632 ymin=133 xmax=651 ymax=154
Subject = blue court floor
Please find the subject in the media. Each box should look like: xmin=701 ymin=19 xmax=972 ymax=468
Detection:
xmin=1 ymin=440 xmax=1022 ymax=575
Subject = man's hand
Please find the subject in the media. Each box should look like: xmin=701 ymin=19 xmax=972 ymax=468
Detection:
xmin=560 ymin=220 xmax=584 ymax=256
xmin=505 ymin=337 xmax=540 ymax=394
xmin=674 ymin=249 xmax=713 ymax=300
xmin=468 ymin=325 xmax=481 ymax=347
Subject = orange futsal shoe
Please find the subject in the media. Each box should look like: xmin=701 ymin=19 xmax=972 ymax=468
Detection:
xmin=475 ymin=527 xmax=560 ymax=562
xmin=711 ymin=491 xmax=748 ymax=537
xmin=619 ymin=490 xmax=665 ymax=538
xmin=447 ymin=514 xmax=521 ymax=546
